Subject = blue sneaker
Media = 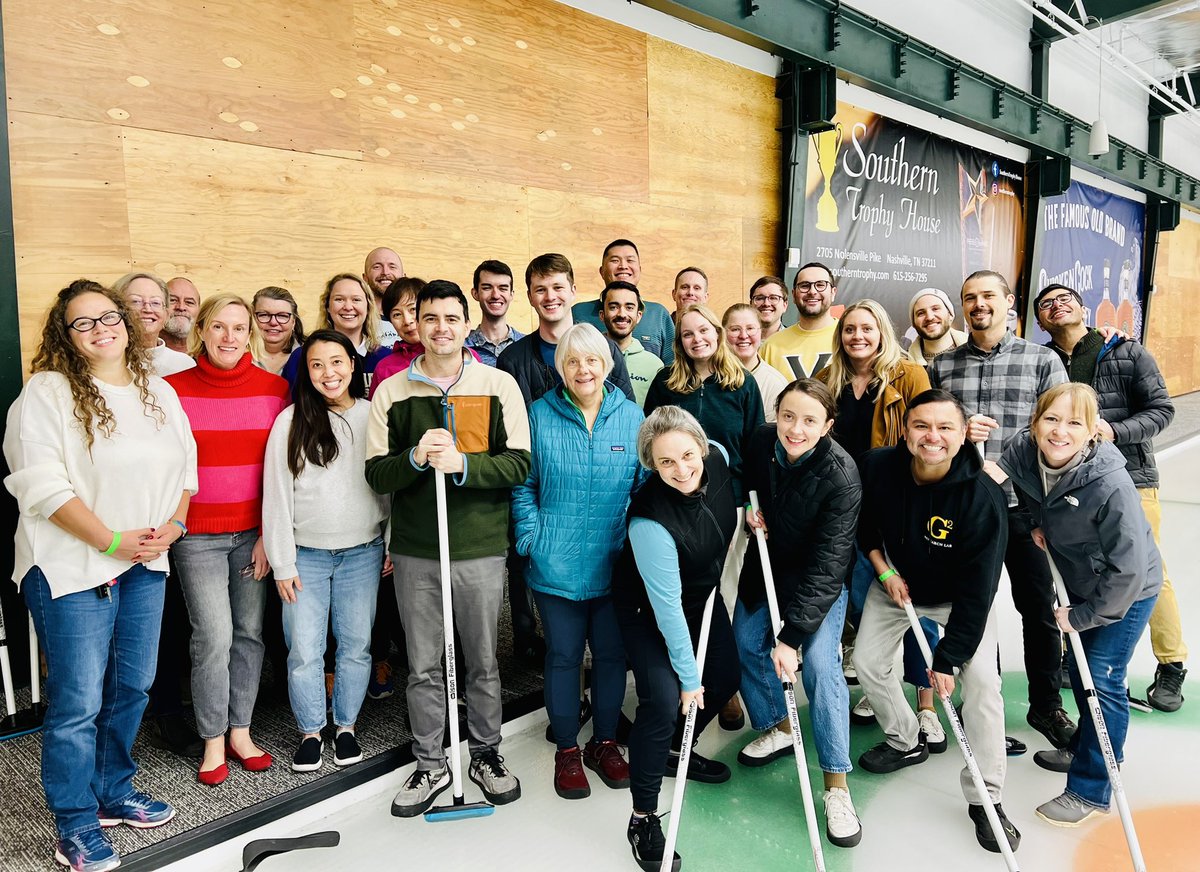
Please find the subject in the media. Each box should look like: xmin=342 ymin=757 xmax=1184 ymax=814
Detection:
xmin=54 ymin=829 xmax=120 ymax=871
xmin=367 ymin=660 xmax=394 ymax=700
xmin=97 ymin=791 xmax=175 ymax=829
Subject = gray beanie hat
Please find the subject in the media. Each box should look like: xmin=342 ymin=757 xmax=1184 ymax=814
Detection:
xmin=909 ymin=288 xmax=955 ymax=324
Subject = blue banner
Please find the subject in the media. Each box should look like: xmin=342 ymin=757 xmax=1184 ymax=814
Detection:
xmin=1032 ymin=182 xmax=1145 ymax=343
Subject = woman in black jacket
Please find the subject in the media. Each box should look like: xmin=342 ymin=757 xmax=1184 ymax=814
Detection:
xmin=733 ymin=379 xmax=864 ymax=848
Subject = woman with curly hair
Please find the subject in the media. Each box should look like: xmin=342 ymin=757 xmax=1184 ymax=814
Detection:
xmin=167 ymin=293 xmax=290 ymax=785
xmin=4 ymin=279 xmax=197 ymax=871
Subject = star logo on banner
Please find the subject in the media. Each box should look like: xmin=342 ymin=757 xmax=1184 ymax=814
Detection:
xmin=961 ymin=167 xmax=989 ymax=224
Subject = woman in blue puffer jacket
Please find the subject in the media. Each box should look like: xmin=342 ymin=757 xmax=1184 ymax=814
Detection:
xmin=512 ymin=323 xmax=647 ymax=802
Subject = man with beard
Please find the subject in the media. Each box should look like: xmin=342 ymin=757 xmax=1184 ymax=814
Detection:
xmin=570 ymin=238 xmax=674 ymax=364
xmin=363 ymin=246 xmax=405 ymax=347
xmin=163 ymin=277 xmax=201 ymax=353
xmin=599 ymin=280 xmax=663 ymax=404
xmin=928 ymin=270 xmax=1076 ymax=752
xmin=761 ymin=262 xmax=839 ymax=379
xmin=1034 ymin=282 xmax=1184 ymax=713
xmin=906 ymin=287 xmax=967 ymax=366
xmin=466 ymin=260 xmax=524 ymax=366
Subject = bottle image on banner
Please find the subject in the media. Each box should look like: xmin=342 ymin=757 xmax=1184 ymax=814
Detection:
xmin=1116 ymin=259 xmax=1135 ymax=335
xmin=1096 ymin=258 xmax=1117 ymax=330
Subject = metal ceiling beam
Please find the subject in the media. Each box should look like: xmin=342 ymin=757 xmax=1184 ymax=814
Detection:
xmin=1151 ymin=70 xmax=1200 ymax=115
xmin=1032 ymin=0 xmax=1184 ymax=42
xmin=632 ymin=0 xmax=1198 ymax=208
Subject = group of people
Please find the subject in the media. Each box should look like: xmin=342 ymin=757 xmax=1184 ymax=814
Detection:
xmin=3 ymin=236 xmax=1181 ymax=872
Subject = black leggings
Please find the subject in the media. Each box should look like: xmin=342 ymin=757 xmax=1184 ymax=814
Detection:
xmin=617 ymin=594 xmax=740 ymax=813
xmin=1005 ymin=508 xmax=1064 ymax=713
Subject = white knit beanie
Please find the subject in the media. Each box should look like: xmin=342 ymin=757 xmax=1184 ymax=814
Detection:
xmin=908 ymin=288 xmax=955 ymax=325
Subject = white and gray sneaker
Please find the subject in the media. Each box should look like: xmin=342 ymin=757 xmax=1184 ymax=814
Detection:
xmin=1036 ymin=792 xmax=1108 ymax=827
xmin=842 ymin=643 xmax=858 ymax=684
xmin=736 ymin=726 xmax=792 ymax=767
xmin=469 ymin=748 xmax=522 ymax=804
xmin=917 ymin=708 xmax=947 ymax=753
xmin=391 ymin=766 xmax=450 ymax=818
xmin=850 ymin=695 xmax=876 ymax=725
xmin=823 ymin=787 xmax=862 ymax=847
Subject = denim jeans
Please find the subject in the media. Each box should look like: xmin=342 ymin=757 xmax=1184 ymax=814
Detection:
xmin=532 ymin=590 xmax=625 ymax=750
xmin=733 ymin=589 xmax=852 ymax=773
xmin=173 ymin=529 xmax=266 ymax=739
xmin=1066 ymin=594 xmax=1156 ymax=809
xmin=281 ymin=538 xmax=383 ymax=734
xmin=23 ymin=564 xmax=164 ymax=838
xmin=848 ymin=547 xmax=938 ymax=688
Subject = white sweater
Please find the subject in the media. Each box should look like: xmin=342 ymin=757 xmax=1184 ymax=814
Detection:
xmin=4 ymin=372 xmax=198 ymax=597
xmin=150 ymin=340 xmax=195 ymax=378
xmin=262 ymin=400 xmax=389 ymax=580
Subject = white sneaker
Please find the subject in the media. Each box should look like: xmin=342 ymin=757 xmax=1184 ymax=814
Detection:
xmin=842 ymin=643 xmax=858 ymax=684
xmin=824 ymin=787 xmax=862 ymax=847
xmin=850 ymin=695 xmax=875 ymax=725
xmin=917 ymin=708 xmax=947 ymax=753
xmin=736 ymin=726 xmax=792 ymax=767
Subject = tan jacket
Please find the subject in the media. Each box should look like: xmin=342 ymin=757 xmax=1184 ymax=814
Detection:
xmin=905 ymin=329 xmax=968 ymax=367
xmin=817 ymin=358 xmax=931 ymax=449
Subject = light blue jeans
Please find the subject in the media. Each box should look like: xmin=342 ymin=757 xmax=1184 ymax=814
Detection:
xmin=281 ymin=538 xmax=384 ymax=733
xmin=733 ymin=588 xmax=852 ymax=773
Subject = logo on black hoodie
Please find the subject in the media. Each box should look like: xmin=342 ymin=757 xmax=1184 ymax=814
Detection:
xmin=927 ymin=515 xmax=954 ymax=546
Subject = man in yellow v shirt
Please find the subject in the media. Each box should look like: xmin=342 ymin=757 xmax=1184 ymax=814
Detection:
xmin=761 ymin=262 xmax=839 ymax=379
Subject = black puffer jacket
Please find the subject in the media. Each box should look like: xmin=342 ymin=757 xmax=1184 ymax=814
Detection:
xmin=738 ymin=426 xmax=861 ymax=647
xmin=1048 ymin=334 xmax=1173 ymax=488
xmin=497 ymin=331 xmax=635 ymax=408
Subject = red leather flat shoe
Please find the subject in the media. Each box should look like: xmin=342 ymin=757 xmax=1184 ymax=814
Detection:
xmin=226 ymin=743 xmax=273 ymax=772
xmin=198 ymin=762 xmax=228 ymax=786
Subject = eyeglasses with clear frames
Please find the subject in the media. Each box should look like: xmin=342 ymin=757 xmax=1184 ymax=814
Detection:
xmin=67 ymin=310 xmax=124 ymax=333
xmin=255 ymin=311 xmax=294 ymax=325
xmin=127 ymin=296 xmax=165 ymax=310
xmin=1036 ymin=292 xmax=1076 ymax=311
xmin=751 ymin=294 xmax=786 ymax=304
xmin=795 ymin=280 xmax=832 ymax=293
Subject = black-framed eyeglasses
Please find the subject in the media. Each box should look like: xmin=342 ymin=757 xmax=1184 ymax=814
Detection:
xmin=67 ymin=310 xmax=124 ymax=333
xmin=796 ymin=280 xmax=831 ymax=292
xmin=255 ymin=311 xmax=294 ymax=325
xmin=1036 ymin=292 xmax=1076 ymax=311
xmin=751 ymin=294 xmax=786 ymax=304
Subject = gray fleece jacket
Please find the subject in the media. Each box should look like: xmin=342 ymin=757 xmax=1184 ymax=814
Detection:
xmin=999 ymin=432 xmax=1162 ymax=632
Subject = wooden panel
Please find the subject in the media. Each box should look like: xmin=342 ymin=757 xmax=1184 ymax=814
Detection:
xmin=741 ymin=217 xmax=781 ymax=296
xmin=526 ymin=187 xmax=745 ymax=317
xmin=1146 ymin=223 xmax=1200 ymax=396
xmin=119 ymin=127 xmax=534 ymax=330
xmin=646 ymin=36 xmax=781 ymax=219
xmin=2 ymin=0 xmax=359 ymax=154
xmin=354 ymin=0 xmax=650 ymax=199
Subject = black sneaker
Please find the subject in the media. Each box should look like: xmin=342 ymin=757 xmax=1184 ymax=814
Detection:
xmin=291 ymin=736 xmax=323 ymax=772
xmin=665 ymin=749 xmax=731 ymax=784
xmin=858 ymin=740 xmax=928 ymax=774
xmin=1033 ymin=748 xmax=1073 ymax=773
xmin=628 ymin=813 xmax=681 ymax=872
xmin=968 ymin=802 xmax=1021 ymax=854
xmin=1005 ymin=736 xmax=1028 ymax=757
xmin=1026 ymin=707 xmax=1076 ymax=749
xmin=544 ymin=695 xmax=592 ymax=744
xmin=1147 ymin=662 xmax=1186 ymax=712
xmin=333 ymin=730 xmax=363 ymax=767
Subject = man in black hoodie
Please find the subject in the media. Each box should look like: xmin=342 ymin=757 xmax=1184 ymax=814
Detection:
xmin=853 ymin=390 xmax=1019 ymax=855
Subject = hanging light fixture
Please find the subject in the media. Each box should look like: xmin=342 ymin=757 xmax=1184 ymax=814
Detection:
xmin=1089 ymin=20 xmax=1111 ymax=156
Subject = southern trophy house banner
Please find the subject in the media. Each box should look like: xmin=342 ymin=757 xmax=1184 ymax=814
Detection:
xmin=1031 ymin=180 xmax=1147 ymax=344
xmin=802 ymin=103 xmax=1028 ymax=344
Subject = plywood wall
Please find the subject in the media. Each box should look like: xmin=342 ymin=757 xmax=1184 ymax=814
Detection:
xmin=3 ymin=0 xmax=781 ymax=370
xmin=1146 ymin=219 xmax=1200 ymax=396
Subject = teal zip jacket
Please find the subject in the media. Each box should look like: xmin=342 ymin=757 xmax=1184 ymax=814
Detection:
xmin=511 ymin=385 xmax=646 ymax=600
xmin=365 ymin=353 xmax=531 ymax=561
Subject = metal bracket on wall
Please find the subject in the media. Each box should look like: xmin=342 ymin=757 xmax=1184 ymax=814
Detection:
xmin=631 ymin=0 xmax=1193 ymax=210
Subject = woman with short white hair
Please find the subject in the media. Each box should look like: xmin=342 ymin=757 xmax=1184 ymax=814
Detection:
xmin=512 ymin=323 xmax=645 ymax=802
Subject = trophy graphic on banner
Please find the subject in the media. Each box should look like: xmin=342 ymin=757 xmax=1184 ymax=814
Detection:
xmin=814 ymin=123 xmax=843 ymax=233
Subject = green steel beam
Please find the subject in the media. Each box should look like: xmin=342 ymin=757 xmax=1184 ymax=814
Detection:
xmin=634 ymin=0 xmax=1198 ymax=209
xmin=1032 ymin=0 xmax=1182 ymax=42
xmin=0 ymin=0 xmax=21 ymax=412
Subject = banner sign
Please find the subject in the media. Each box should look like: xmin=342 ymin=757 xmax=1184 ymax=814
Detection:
xmin=1031 ymin=181 xmax=1146 ymax=343
xmin=802 ymin=103 xmax=1028 ymax=342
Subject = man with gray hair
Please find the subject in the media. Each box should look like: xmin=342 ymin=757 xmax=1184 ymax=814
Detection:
xmin=116 ymin=272 xmax=195 ymax=377
xmin=164 ymin=277 xmax=201 ymax=354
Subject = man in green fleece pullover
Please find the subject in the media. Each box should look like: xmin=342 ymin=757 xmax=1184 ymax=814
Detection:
xmin=366 ymin=280 xmax=531 ymax=818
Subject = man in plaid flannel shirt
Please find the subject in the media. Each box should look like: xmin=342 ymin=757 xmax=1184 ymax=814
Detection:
xmin=929 ymin=270 xmax=1077 ymax=752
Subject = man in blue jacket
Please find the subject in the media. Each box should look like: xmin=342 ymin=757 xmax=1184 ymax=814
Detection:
xmin=1035 ymin=283 xmax=1183 ymax=711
